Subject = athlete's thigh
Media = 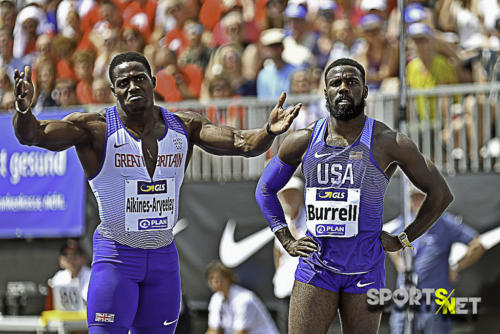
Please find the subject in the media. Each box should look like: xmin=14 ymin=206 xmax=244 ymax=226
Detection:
xmin=87 ymin=261 xmax=139 ymax=332
xmin=338 ymin=292 xmax=382 ymax=334
xmin=131 ymin=243 xmax=181 ymax=334
xmin=289 ymin=280 xmax=339 ymax=334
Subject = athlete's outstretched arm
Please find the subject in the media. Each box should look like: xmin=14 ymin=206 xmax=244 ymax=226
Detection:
xmin=178 ymin=92 xmax=301 ymax=157
xmin=12 ymin=66 xmax=92 ymax=151
xmin=380 ymin=130 xmax=453 ymax=251
xmin=256 ymin=128 xmax=318 ymax=257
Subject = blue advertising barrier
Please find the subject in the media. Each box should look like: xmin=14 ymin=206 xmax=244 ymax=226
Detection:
xmin=0 ymin=110 xmax=86 ymax=238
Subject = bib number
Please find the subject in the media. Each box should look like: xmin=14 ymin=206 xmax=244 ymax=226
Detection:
xmin=305 ymin=187 xmax=360 ymax=238
xmin=125 ymin=179 xmax=175 ymax=232
xmin=53 ymin=284 xmax=83 ymax=311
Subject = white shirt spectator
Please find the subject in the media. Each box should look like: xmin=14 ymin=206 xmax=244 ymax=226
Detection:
xmin=49 ymin=265 xmax=91 ymax=309
xmin=56 ymin=0 xmax=95 ymax=38
xmin=208 ymin=284 xmax=279 ymax=334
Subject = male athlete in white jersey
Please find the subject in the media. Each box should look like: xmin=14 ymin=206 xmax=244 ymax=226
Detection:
xmin=12 ymin=52 xmax=302 ymax=334
xmin=256 ymin=58 xmax=454 ymax=333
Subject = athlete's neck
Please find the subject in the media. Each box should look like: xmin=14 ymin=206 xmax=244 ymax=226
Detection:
xmin=327 ymin=114 xmax=366 ymax=145
xmin=118 ymin=105 xmax=158 ymax=135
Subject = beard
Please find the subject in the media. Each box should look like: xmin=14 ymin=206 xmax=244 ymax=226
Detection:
xmin=326 ymin=96 xmax=366 ymax=121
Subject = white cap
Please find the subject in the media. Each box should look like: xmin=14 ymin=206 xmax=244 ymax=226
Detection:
xmin=260 ymin=28 xmax=284 ymax=45
xmin=360 ymin=0 xmax=386 ymax=12
xmin=279 ymin=176 xmax=304 ymax=193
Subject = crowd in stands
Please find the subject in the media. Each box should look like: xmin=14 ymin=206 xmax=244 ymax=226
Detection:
xmin=0 ymin=0 xmax=499 ymax=114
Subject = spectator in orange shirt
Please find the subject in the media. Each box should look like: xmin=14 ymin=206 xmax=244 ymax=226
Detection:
xmin=162 ymin=0 xmax=190 ymax=54
xmin=122 ymin=0 xmax=157 ymax=43
xmin=51 ymin=35 xmax=77 ymax=81
xmin=73 ymin=50 xmax=96 ymax=104
xmin=155 ymin=48 xmax=203 ymax=102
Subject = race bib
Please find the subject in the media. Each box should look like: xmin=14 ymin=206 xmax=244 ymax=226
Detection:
xmin=124 ymin=179 xmax=175 ymax=232
xmin=52 ymin=284 xmax=83 ymax=311
xmin=305 ymin=187 xmax=360 ymax=238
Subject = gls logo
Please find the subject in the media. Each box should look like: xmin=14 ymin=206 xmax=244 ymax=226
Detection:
xmin=316 ymin=188 xmax=347 ymax=201
xmin=137 ymin=180 xmax=167 ymax=194
xmin=138 ymin=218 xmax=168 ymax=230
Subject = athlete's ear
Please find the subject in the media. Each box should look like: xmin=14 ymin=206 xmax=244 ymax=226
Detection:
xmin=110 ymin=84 xmax=116 ymax=97
xmin=152 ymin=76 xmax=156 ymax=89
xmin=363 ymin=85 xmax=368 ymax=99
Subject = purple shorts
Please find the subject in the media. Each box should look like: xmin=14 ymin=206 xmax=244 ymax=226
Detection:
xmin=295 ymin=257 xmax=385 ymax=294
xmin=87 ymin=231 xmax=181 ymax=333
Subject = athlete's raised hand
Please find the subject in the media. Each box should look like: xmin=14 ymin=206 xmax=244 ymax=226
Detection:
xmin=276 ymin=228 xmax=318 ymax=257
xmin=267 ymin=92 xmax=302 ymax=135
xmin=14 ymin=66 xmax=34 ymax=113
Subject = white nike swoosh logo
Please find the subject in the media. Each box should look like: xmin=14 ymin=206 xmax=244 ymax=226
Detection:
xmin=163 ymin=319 xmax=177 ymax=326
xmin=219 ymin=219 xmax=274 ymax=268
xmin=356 ymin=281 xmax=374 ymax=288
xmin=314 ymin=152 xmax=331 ymax=158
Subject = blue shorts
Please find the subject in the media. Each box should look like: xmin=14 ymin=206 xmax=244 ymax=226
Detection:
xmin=295 ymin=257 xmax=385 ymax=294
xmin=87 ymin=231 xmax=181 ymax=333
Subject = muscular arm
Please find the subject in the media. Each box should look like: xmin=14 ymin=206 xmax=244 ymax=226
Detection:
xmin=257 ymin=127 xmax=318 ymax=257
xmin=177 ymin=92 xmax=301 ymax=157
xmin=13 ymin=110 xmax=93 ymax=151
xmin=378 ymin=128 xmax=453 ymax=243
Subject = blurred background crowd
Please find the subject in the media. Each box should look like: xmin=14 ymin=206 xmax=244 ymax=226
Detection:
xmin=0 ymin=0 xmax=499 ymax=113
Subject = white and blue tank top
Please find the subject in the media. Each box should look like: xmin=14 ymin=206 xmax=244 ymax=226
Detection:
xmin=88 ymin=106 xmax=188 ymax=249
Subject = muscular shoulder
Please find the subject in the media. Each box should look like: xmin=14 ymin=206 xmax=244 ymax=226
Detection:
xmin=171 ymin=110 xmax=205 ymax=138
xmin=62 ymin=110 xmax=106 ymax=127
xmin=278 ymin=124 xmax=314 ymax=167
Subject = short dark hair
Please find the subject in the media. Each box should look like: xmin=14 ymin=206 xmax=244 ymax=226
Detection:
xmin=324 ymin=58 xmax=366 ymax=85
xmin=108 ymin=51 xmax=152 ymax=84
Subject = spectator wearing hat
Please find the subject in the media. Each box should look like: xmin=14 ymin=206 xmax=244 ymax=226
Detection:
xmin=13 ymin=2 xmax=54 ymax=60
xmin=257 ymin=28 xmax=300 ymax=99
xmin=312 ymin=0 xmax=337 ymax=71
xmin=355 ymin=13 xmax=398 ymax=90
xmin=272 ymin=175 xmax=307 ymax=334
xmin=47 ymin=239 xmax=91 ymax=311
xmin=282 ymin=3 xmax=317 ymax=68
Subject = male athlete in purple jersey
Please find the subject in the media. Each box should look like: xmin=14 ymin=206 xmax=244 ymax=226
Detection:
xmin=256 ymin=58 xmax=454 ymax=334
xmin=12 ymin=52 xmax=302 ymax=334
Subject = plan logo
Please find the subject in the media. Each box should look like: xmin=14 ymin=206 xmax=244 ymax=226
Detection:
xmin=138 ymin=218 xmax=168 ymax=230
xmin=316 ymin=224 xmax=345 ymax=236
